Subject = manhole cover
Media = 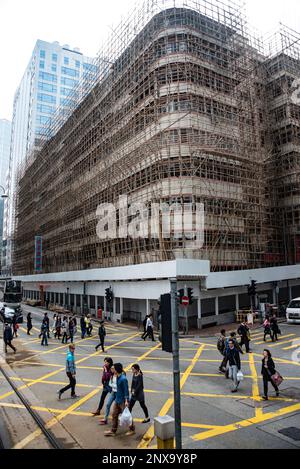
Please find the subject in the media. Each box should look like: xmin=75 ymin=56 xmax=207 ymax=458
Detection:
xmin=278 ymin=427 xmax=300 ymax=441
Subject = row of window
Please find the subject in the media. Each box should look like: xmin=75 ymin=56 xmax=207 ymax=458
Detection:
xmin=39 ymin=49 xmax=91 ymax=70
xmin=37 ymin=78 xmax=79 ymax=93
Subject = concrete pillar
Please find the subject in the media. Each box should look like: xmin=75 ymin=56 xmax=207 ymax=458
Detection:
xmin=235 ymin=294 xmax=239 ymax=312
xmin=272 ymin=286 xmax=277 ymax=305
xmin=215 ymin=297 xmax=219 ymax=316
xmin=146 ymin=298 xmax=150 ymax=316
xmin=197 ymin=297 xmax=202 ymax=330
xmin=288 ymin=285 xmax=292 ymax=302
xmin=113 ymin=297 xmax=116 ymax=322
xmin=120 ymin=297 xmax=123 ymax=323
xmin=104 ymin=297 xmax=107 ymax=320
xmin=95 ymin=296 xmax=98 ymax=317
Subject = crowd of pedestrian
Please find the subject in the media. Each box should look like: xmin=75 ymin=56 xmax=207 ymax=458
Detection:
xmin=216 ymin=320 xmax=283 ymax=398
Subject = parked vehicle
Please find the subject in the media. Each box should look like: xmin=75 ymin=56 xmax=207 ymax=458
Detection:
xmin=0 ymin=303 xmax=23 ymax=324
xmin=286 ymin=298 xmax=300 ymax=324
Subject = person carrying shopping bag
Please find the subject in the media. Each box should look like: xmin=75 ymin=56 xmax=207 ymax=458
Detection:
xmin=261 ymin=349 xmax=282 ymax=400
xmin=225 ymin=339 xmax=242 ymax=393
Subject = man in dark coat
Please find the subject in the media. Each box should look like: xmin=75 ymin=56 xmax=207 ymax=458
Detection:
xmin=4 ymin=323 xmax=16 ymax=353
xmin=95 ymin=321 xmax=106 ymax=352
xmin=238 ymin=321 xmax=251 ymax=353
xmin=225 ymin=339 xmax=241 ymax=393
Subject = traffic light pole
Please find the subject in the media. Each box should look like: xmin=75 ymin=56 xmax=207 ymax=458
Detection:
xmin=170 ymin=278 xmax=182 ymax=449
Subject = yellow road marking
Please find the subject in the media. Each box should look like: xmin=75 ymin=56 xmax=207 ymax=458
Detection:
xmin=283 ymin=341 xmax=300 ymax=350
xmin=138 ymin=344 xmax=206 ymax=449
xmin=268 ymin=338 xmax=300 ymax=348
xmin=12 ymin=332 xmax=141 ymax=449
xmin=249 ymin=353 xmax=263 ymax=417
xmin=254 ymin=334 xmax=295 ymax=346
xmin=192 ymin=402 xmax=300 ymax=442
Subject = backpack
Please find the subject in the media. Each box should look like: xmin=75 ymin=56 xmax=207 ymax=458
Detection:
xmin=217 ymin=336 xmax=225 ymax=353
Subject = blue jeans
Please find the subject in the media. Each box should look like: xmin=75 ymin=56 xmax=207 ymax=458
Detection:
xmin=105 ymin=392 xmax=116 ymax=421
xmin=41 ymin=332 xmax=48 ymax=346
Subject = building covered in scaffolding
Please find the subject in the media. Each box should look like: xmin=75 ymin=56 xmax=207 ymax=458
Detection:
xmin=11 ymin=0 xmax=300 ymax=324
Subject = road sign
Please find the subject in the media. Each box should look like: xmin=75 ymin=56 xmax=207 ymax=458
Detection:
xmin=182 ymin=296 xmax=189 ymax=306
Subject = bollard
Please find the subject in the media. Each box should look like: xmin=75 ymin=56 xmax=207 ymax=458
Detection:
xmin=154 ymin=415 xmax=175 ymax=449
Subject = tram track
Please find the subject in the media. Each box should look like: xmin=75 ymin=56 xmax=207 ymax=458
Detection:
xmin=0 ymin=364 xmax=63 ymax=449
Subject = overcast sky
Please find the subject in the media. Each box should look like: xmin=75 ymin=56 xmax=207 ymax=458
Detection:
xmin=0 ymin=0 xmax=299 ymax=121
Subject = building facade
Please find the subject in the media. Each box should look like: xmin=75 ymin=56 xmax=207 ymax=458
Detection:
xmin=12 ymin=2 xmax=300 ymax=326
xmin=2 ymin=40 xmax=96 ymax=274
xmin=0 ymin=119 xmax=11 ymax=272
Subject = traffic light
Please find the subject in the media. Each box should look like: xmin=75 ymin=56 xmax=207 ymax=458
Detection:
xmin=159 ymin=294 xmax=172 ymax=353
xmin=177 ymin=289 xmax=184 ymax=305
xmin=188 ymin=288 xmax=194 ymax=305
xmin=105 ymin=287 xmax=113 ymax=304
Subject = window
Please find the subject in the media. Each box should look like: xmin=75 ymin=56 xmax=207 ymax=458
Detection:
xmin=40 ymin=50 xmax=46 ymax=58
xmin=51 ymin=64 xmax=57 ymax=72
xmin=39 ymin=61 xmax=45 ymax=69
xmin=38 ymin=82 xmax=57 ymax=92
xmin=37 ymin=103 xmax=55 ymax=114
xmin=39 ymin=71 xmax=57 ymax=82
xmin=60 ymin=87 xmax=73 ymax=96
xmin=37 ymin=93 xmax=56 ymax=104
xmin=61 ymin=66 xmax=79 ymax=78
xmin=83 ymin=63 xmax=97 ymax=72
xmin=36 ymin=115 xmax=51 ymax=125
xmin=75 ymin=60 xmax=80 ymax=68
xmin=52 ymin=53 xmax=58 ymax=62
xmin=64 ymin=57 xmax=69 ymax=65
xmin=61 ymin=77 xmax=78 ymax=87
xmin=60 ymin=98 xmax=73 ymax=107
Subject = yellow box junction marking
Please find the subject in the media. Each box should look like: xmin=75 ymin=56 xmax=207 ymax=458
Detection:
xmin=137 ymin=343 xmax=206 ymax=449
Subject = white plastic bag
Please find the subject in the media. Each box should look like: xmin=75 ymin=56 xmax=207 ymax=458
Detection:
xmin=119 ymin=407 xmax=132 ymax=427
xmin=237 ymin=370 xmax=244 ymax=382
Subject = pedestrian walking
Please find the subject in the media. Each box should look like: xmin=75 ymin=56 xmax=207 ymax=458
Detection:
xmin=141 ymin=314 xmax=155 ymax=341
xmin=142 ymin=315 xmax=148 ymax=334
xmin=12 ymin=314 xmax=19 ymax=338
xmin=261 ymin=349 xmax=280 ymax=400
xmin=80 ymin=315 xmax=86 ymax=339
xmin=128 ymin=364 xmax=150 ymax=423
xmin=41 ymin=321 xmax=48 ymax=346
xmin=61 ymin=316 xmax=69 ymax=344
xmin=238 ymin=321 xmax=252 ymax=353
xmin=57 ymin=344 xmax=79 ymax=399
xmin=54 ymin=315 xmax=62 ymax=339
xmin=92 ymin=357 xmax=114 ymax=416
xmin=68 ymin=317 xmax=75 ymax=343
xmin=43 ymin=312 xmax=51 ymax=338
xmin=225 ymin=339 xmax=242 ymax=393
xmin=99 ymin=365 xmax=117 ymax=425
xmin=104 ymin=363 xmax=135 ymax=437
xmin=27 ymin=312 xmax=33 ymax=335
xmin=217 ymin=329 xmax=227 ymax=373
xmin=263 ymin=315 xmax=272 ymax=342
xmin=86 ymin=314 xmax=93 ymax=336
xmin=95 ymin=320 xmax=106 ymax=352
xmin=4 ymin=323 xmax=16 ymax=353
xmin=270 ymin=314 xmax=280 ymax=342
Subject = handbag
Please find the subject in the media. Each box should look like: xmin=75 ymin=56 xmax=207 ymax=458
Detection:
xmin=237 ymin=370 xmax=244 ymax=381
xmin=271 ymin=372 xmax=283 ymax=387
